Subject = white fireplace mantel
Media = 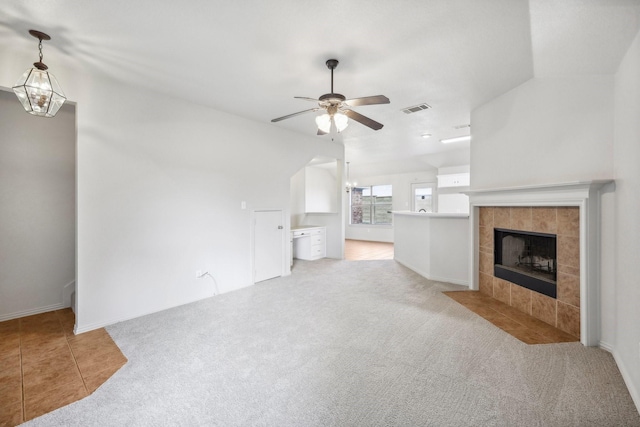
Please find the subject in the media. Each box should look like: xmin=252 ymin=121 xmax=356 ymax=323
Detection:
xmin=466 ymin=180 xmax=614 ymax=346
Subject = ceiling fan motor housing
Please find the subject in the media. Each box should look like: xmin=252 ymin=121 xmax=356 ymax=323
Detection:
xmin=319 ymin=93 xmax=346 ymax=115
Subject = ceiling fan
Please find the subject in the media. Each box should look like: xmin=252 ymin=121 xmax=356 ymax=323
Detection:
xmin=271 ymin=59 xmax=390 ymax=135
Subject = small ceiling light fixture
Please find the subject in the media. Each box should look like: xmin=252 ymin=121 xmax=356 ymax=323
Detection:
xmin=13 ymin=30 xmax=66 ymax=118
xmin=421 ymin=133 xmax=432 ymax=139
xmin=441 ymin=135 xmax=471 ymax=144
xmin=345 ymin=162 xmax=357 ymax=193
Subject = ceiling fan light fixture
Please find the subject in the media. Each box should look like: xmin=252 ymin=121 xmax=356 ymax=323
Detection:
xmin=316 ymin=114 xmax=332 ymax=134
xmin=12 ymin=30 xmax=66 ymax=118
xmin=334 ymin=112 xmax=349 ymax=132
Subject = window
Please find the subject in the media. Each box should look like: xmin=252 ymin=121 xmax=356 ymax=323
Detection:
xmin=350 ymin=184 xmax=393 ymax=225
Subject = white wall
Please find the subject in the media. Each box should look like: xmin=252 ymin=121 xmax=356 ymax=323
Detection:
xmin=0 ymin=90 xmax=76 ymax=320
xmin=290 ymin=166 xmax=306 ymax=228
xmin=72 ymin=77 xmax=343 ymax=332
xmin=304 ymin=164 xmax=337 ymax=213
xmin=612 ymin=29 xmax=640 ymax=410
xmin=346 ymin=170 xmax=438 ymax=242
xmin=471 ymin=76 xmax=614 ymax=189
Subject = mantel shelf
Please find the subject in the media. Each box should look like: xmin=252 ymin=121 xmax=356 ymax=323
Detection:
xmin=465 ymin=180 xmax=614 ymax=197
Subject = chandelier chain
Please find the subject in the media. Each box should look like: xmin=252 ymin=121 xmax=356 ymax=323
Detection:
xmin=38 ymin=38 xmax=43 ymax=62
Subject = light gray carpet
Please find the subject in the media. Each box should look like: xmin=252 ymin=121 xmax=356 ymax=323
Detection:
xmin=24 ymin=259 xmax=640 ymax=426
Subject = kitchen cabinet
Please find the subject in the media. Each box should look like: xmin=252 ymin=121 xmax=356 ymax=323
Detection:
xmin=437 ymin=173 xmax=470 ymax=188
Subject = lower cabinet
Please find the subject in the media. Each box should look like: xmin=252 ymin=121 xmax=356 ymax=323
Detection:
xmin=293 ymin=227 xmax=326 ymax=261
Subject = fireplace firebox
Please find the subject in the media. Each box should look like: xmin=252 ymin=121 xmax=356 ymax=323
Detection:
xmin=494 ymin=228 xmax=557 ymax=298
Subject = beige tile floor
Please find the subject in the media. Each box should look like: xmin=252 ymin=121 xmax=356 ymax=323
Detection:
xmin=444 ymin=290 xmax=579 ymax=344
xmin=0 ymin=309 xmax=127 ymax=426
xmin=345 ymin=239 xmax=394 ymax=260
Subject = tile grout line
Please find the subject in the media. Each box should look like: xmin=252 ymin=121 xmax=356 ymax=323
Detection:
xmin=19 ymin=318 xmax=25 ymax=424
xmin=445 ymin=292 xmax=577 ymax=344
xmin=56 ymin=310 xmax=90 ymax=395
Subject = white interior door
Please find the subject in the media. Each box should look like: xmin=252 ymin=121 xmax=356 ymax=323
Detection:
xmin=254 ymin=210 xmax=284 ymax=283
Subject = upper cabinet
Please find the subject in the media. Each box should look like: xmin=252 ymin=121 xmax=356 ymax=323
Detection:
xmin=437 ymin=172 xmax=470 ymax=188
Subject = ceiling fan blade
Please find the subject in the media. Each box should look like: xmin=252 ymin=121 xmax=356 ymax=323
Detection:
xmin=294 ymin=96 xmax=320 ymax=102
xmin=344 ymin=109 xmax=384 ymax=130
xmin=317 ymin=128 xmax=328 ymax=136
xmin=271 ymin=108 xmax=320 ymax=123
xmin=344 ymin=95 xmax=390 ymax=107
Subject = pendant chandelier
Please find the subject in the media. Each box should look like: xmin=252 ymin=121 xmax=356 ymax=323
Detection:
xmin=13 ymin=30 xmax=66 ymax=118
xmin=345 ymin=161 xmax=357 ymax=193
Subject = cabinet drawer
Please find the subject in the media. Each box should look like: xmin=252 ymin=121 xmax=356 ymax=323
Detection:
xmin=311 ymin=245 xmax=324 ymax=256
xmin=310 ymin=229 xmax=324 ymax=236
xmin=312 ymin=235 xmax=323 ymax=245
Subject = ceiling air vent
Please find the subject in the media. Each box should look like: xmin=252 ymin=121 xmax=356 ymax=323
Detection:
xmin=401 ymin=103 xmax=431 ymax=114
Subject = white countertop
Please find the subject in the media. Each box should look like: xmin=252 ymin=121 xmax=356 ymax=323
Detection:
xmin=291 ymin=225 xmax=324 ymax=231
xmin=392 ymin=211 xmax=469 ymax=218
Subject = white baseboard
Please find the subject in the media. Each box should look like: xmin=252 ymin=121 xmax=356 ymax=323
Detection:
xmin=62 ymin=280 xmax=76 ymax=308
xmin=394 ymin=259 xmax=469 ymax=287
xmin=72 ymin=283 xmax=247 ymax=334
xmin=599 ymin=340 xmax=614 ymax=352
xmin=0 ymin=303 xmax=66 ymax=322
xmin=610 ymin=347 xmax=640 ymax=415
xmin=428 ymin=274 xmax=469 ymax=287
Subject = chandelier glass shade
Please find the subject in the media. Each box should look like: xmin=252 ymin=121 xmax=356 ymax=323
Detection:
xmin=333 ymin=112 xmax=348 ymax=132
xmin=13 ymin=68 xmax=66 ymax=118
xmin=12 ymin=30 xmax=66 ymax=118
xmin=315 ymin=113 xmax=332 ymax=134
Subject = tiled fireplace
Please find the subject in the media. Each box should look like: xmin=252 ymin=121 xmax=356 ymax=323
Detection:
xmin=478 ymin=206 xmax=580 ymax=337
xmin=468 ymin=181 xmax=612 ymax=346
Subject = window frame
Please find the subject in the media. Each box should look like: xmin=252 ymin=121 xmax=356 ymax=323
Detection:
xmin=411 ymin=182 xmax=437 ymax=213
xmin=350 ymin=184 xmax=393 ymax=226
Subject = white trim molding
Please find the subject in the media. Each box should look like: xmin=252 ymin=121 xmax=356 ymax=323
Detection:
xmin=466 ymin=180 xmax=613 ymax=347
xmin=0 ymin=303 xmax=66 ymax=323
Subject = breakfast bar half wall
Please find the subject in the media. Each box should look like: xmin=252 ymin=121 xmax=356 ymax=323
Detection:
xmin=393 ymin=212 xmax=470 ymax=286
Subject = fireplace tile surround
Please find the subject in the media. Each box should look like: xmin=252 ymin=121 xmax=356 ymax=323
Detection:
xmin=468 ymin=181 xmax=613 ymax=346
xmin=478 ymin=206 xmax=580 ymax=337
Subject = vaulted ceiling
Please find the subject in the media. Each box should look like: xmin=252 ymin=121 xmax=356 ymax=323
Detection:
xmin=1 ymin=0 xmax=639 ymax=175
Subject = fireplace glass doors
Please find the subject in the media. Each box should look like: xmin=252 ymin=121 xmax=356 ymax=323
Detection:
xmin=494 ymin=228 xmax=557 ymax=298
